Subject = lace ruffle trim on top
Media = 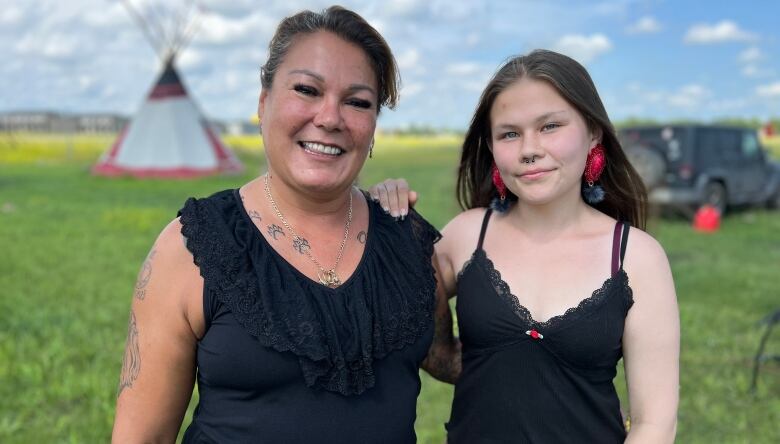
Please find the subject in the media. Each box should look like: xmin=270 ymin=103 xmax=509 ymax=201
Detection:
xmin=178 ymin=189 xmax=440 ymax=396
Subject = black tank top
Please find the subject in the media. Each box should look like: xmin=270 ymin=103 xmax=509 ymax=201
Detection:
xmin=446 ymin=209 xmax=633 ymax=443
xmin=177 ymin=189 xmax=440 ymax=443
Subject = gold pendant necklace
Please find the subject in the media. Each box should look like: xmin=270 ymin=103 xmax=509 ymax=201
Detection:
xmin=263 ymin=175 xmax=352 ymax=288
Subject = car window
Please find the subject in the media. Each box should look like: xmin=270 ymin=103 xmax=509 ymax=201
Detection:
xmin=741 ymin=132 xmax=761 ymax=160
xmin=698 ymin=128 xmax=741 ymax=164
xmin=720 ymin=130 xmax=742 ymax=162
xmin=619 ymin=127 xmax=687 ymax=162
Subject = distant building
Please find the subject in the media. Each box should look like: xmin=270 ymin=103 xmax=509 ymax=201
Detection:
xmin=0 ymin=111 xmax=72 ymax=132
xmin=0 ymin=111 xmax=257 ymax=136
xmin=76 ymin=114 xmax=129 ymax=133
xmin=225 ymin=120 xmax=259 ymax=136
xmin=0 ymin=111 xmax=128 ymax=133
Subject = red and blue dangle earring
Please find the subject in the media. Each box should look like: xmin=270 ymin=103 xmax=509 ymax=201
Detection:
xmin=490 ymin=162 xmax=511 ymax=212
xmin=582 ymin=144 xmax=606 ymax=204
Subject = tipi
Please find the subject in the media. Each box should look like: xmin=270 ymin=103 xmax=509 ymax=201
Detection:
xmin=93 ymin=1 xmax=242 ymax=178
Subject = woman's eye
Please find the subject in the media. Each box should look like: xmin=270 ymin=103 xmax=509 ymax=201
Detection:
xmin=541 ymin=122 xmax=560 ymax=132
xmin=502 ymin=131 xmax=519 ymax=139
xmin=294 ymin=84 xmax=318 ymax=96
xmin=347 ymin=98 xmax=372 ymax=109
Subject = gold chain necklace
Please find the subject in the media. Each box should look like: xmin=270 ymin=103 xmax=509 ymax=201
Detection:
xmin=263 ymin=174 xmax=352 ymax=288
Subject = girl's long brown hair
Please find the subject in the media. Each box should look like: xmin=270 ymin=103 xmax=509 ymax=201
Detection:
xmin=456 ymin=50 xmax=647 ymax=229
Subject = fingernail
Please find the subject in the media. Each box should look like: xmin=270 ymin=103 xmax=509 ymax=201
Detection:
xmin=400 ymin=209 xmax=408 ymax=218
xmin=400 ymin=214 xmax=405 ymax=221
xmin=382 ymin=206 xmax=390 ymax=213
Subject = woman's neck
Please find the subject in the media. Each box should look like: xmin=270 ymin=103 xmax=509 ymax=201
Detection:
xmin=507 ymin=190 xmax=593 ymax=240
xmin=261 ymin=172 xmax=353 ymax=223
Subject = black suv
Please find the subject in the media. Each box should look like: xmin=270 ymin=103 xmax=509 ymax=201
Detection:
xmin=619 ymin=125 xmax=780 ymax=214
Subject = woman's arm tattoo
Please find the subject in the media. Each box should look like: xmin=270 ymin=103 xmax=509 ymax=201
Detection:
xmin=117 ymin=310 xmax=141 ymax=397
xmin=422 ymin=304 xmax=462 ymax=384
xmin=134 ymin=249 xmax=156 ymax=300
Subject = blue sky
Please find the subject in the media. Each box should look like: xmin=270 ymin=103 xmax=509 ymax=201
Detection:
xmin=2 ymin=0 xmax=779 ymax=129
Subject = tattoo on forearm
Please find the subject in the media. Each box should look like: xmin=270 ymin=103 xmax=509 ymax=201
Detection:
xmin=267 ymin=224 xmax=284 ymax=240
xmin=357 ymin=231 xmax=367 ymax=244
xmin=293 ymin=236 xmax=310 ymax=254
xmin=134 ymin=249 xmax=156 ymax=300
xmin=117 ymin=310 xmax=141 ymax=397
xmin=249 ymin=210 xmax=262 ymax=220
xmin=423 ymin=308 xmax=462 ymax=384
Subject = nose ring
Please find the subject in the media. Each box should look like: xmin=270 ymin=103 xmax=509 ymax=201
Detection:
xmin=523 ymin=155 xmax=536 ymax=164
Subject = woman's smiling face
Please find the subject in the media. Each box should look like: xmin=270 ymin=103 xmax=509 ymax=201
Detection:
xmin=258 ymin=30 xmax=378 ymax=196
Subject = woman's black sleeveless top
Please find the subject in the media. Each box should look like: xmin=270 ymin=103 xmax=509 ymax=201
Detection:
xmin=446 ymin=209 xmax=633 ymax=444
xmin=177 ymin=189 xmax=440 ymax=443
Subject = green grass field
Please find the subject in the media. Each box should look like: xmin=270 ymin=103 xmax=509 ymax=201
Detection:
xmin=1 ymin=134 xmax=779 ymax=443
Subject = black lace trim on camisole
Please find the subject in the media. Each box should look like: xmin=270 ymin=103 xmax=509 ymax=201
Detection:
xmin=178 ymin=189 xmax=440 ymax=396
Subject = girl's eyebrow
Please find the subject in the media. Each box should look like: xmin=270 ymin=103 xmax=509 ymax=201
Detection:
xmin=493 ymin=111 xmax=568 ymax=131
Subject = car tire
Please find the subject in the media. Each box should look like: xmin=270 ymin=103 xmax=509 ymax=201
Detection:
xmin=703 ymin=181 xmax=727 ymax=215
xmin=625 ymin=145 xmax=665 ymax=190
xmin=769 ymin=188 xmax=780 ymax=209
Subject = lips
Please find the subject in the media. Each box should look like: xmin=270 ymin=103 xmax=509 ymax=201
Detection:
xmin=520 ymin=168 xmax=554 ymax=179
xmin=299 ymin=141 xmax=344 ymax=156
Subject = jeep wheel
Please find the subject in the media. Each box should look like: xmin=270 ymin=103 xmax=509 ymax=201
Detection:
xmin=625 ymin=146 xmax=665 ymax=190
xmin=703 ymin=182 xmax=727 ymax=215
xmin=769 ymin=189 xmax=780 ymax=209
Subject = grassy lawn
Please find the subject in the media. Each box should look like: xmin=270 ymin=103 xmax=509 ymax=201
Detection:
xmin=1 ymin=134 xmax=778 ymax=443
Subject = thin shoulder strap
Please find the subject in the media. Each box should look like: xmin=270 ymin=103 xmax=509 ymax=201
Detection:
xmin=477 ymin=208 xmax=493 ymax=251
xmin=619 ymin=222 xmax=630 ymax=269
xmin=611 ymin=221 xmax=630 ymax=275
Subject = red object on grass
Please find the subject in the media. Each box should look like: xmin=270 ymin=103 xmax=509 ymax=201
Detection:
xmin=693 ymin=205 xmax=720 ymax=233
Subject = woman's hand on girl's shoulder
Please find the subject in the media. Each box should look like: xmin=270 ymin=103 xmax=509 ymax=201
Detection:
xmin=368 ymin=178 xmax=417 ymax=218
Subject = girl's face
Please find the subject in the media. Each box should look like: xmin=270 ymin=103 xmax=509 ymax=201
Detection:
xmin=489 ymin=77 xmax=600 ymax=206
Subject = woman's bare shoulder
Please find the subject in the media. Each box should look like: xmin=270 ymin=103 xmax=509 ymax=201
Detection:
xmin=441 ymin=207 xmax=489 ymax=237
xmin=623 ymin=225 xmax=669 ymax=270
xmin=437 ymin=208 xmax=489 ymax=257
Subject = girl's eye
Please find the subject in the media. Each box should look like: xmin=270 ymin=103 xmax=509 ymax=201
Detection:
xmin=347 ymin=98 xmax=373 ymax=109
xmin=541 ymin=122 xmax=560 ymax=132
xmin=501 ymin=131 xmax=519 ymax=139
xmin=294 ymin=84 xmax=318 ymax=96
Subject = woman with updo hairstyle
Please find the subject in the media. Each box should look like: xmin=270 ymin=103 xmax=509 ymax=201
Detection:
xmin=112 ymin=6 xmax=459 ymax=443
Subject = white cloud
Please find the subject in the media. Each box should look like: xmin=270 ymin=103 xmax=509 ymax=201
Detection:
xmin=741 ymin=65 xmax=774 ymax=78
xmin=756 ymin=82 xmax=780 ymax=98
xmin=396 ymin=48 xmax=421 ymax=70
xmin=401 ymin=82 xmax=423 ymax=97
xmin=178 ymin=49 xmax=205 ymax=70
xmin=465 ymin=32 xmax=481 ymax=47
xmin=83 ymin=3 xmax=129 ymax=28
xmin=0 ymin=5 xmax=24 ymax=25
xmin=383 ymin=0 xmax=427 ymax=17
xmin=14 ymin=32 xmax=83 ymax=59
xmin=626 ymin=16 xmax=661 ymax=34
xmin=684 ymin=20 xmax=757 ymax=44
xmin=445 ymin=62 xmax=483 ymax=76
xmin=195 ymin=11 xmax=275 ymax=45
xmin=738 ymin=46 xmax=765 ymax=63
xmin=552 ymin=34 xmax=612 ymax=64
xmin=668 ymin=84 xmax=711 ymax=108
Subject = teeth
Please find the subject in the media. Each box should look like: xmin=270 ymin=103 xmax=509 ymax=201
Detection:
xmin=301 ymin=141 xmax=343 ymax=155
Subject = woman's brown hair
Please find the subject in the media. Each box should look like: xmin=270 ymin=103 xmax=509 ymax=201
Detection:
xmin=456 ymin=49 xmax=647 ymax=229
xmin=260 ymin=5 xmax=400 ymax=113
